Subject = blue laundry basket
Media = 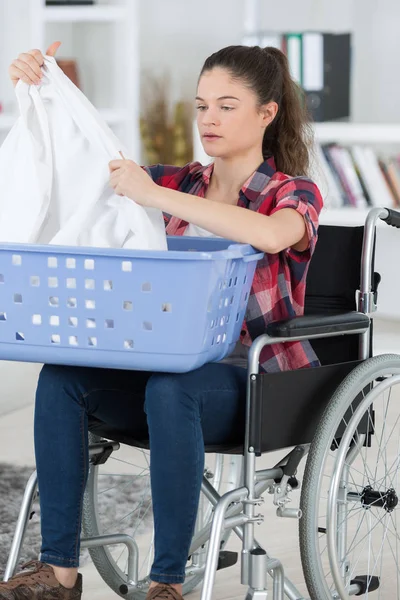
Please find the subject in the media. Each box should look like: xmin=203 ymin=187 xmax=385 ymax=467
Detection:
xmin=0 ymin=237 xmax=263 ymax=373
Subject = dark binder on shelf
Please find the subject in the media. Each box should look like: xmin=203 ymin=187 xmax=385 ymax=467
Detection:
xmin=302 ymin=32 xmax=351 ymax=122
xmin=46 ymin=1 xmax=95 ymax=5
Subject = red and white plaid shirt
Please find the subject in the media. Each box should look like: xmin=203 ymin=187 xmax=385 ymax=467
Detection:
xmin=145 ymin=157 xmax=323 ymax=373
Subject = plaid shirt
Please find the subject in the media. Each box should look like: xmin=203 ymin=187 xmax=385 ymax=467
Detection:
xmin=144 ymin=157 xmax=323 ymax=373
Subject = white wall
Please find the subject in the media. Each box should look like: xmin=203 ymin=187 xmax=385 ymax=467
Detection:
xmin=352 ymin=0 xmax=400 ymax=123
xmin=0 ymin=1 xmax=31 ymax=115
xmin=259 ymin=0 xmax=354 ymax=31
xmin=138 ymin=0 xmax=245 ymax=105
xmin=137 ymin=0 xmax=355 ymax=108
xmin=1 ymin=0 xmax=400 ymax=122
xmin=0 ymin=362 xmax=42 ymax=416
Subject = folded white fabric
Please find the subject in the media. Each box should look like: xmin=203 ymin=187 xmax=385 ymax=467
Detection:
xmin=0 ymin=56 xmax=167 ymax=250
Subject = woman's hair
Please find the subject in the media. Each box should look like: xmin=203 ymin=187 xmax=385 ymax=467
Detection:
xmin=199 ymin=45 xmax=313 ymax=177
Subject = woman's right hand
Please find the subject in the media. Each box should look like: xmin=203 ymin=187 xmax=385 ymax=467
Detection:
xmin=8 ymin=41 xmax=61 ymax=87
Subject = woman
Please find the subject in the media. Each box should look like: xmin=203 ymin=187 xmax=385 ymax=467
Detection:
xmin=1 ymin=40 xmax=322 ymax=600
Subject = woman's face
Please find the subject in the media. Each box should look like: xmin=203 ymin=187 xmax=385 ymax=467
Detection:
xmin=196 ymin=67 xmax=276 ymax=160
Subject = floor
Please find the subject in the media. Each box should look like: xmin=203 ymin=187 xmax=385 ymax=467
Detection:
xmin=1 ymin=316 xmax=400 ymax=599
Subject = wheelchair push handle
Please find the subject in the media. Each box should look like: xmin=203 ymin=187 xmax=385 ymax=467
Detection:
xmin=382 ymin=208 xmax=400 ymax=228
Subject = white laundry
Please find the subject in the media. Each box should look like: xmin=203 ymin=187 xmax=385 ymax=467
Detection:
xmin=0 ymin=56 xmax=167 ymax=251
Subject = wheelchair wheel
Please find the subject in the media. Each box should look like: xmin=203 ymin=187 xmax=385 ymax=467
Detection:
xmin=300 ymin=354 xmax=400 ymax=599
xmin=82 ymin=433 xmax=243 ymax=598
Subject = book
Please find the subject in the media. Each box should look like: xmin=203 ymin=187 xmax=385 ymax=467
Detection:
xmin=338 ymin=146 xmax=368 ymax=208
xmin=351 ymin=146 xmax=394 ymax=207
xmin=388 ymin=160 xmax=400 ymax=206
xmin=321 ymin=145 xmax=347 ymax=206
xmin=325 ymin=145 xmax=355 ymax=206
xmin=380 ymin=159 xmax=400 ymax=206
xmin=310 ymin=144 xmax=343 ymax=208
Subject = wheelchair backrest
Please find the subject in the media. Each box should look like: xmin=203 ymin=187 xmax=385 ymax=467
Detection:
xmin=249 ymin=225 xmax=377 ymax=456
xmin=305 ymin=225 xmax=375 ymax=365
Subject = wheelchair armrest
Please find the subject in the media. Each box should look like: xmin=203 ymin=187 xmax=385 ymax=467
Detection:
xmin=266 ymin=311 xmax=370 ymax=339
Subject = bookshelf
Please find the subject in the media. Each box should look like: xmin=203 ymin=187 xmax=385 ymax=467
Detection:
xmin=311 ymin=123 xmax=400 ymax=322
xmin=311 ymin=123 xmax=400 ymax=227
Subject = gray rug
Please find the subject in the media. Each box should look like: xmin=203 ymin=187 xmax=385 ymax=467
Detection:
xmin=0 ymin=463 xmax=152 ymax=574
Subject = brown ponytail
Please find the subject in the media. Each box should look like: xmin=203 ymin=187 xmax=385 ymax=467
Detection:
xmin=200 ymin=45 xmax=313 ymax=177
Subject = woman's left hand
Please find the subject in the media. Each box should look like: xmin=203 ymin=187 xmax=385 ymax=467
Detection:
xmin=109 ymin=158 xmax=158 ymax=207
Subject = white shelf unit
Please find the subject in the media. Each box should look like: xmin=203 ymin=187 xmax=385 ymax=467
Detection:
xmin=319 ymin=207 xmax=374 ymax=227
xmin=42 ymin=5 xmax=127 ymax=22
xmin=0 ymin=0 xmax=140 ymax=158
xmin=314 ymin=122 xmax=400 ymax=145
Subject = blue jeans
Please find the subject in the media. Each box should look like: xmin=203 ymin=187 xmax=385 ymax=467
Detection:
xmin=34 ymin=362 xmax=247 ymax=584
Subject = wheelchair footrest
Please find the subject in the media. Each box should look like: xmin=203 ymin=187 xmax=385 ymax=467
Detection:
xmin=351 ymin=575 xmax=380 ymax=595
xmin=217 ymin=550 xmax=238 ymax=571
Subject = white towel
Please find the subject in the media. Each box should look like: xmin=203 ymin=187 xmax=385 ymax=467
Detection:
xmin=0 ymin=56 xmax=167 ymax=251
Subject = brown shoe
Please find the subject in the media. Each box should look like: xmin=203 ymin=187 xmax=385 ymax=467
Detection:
xmin=146 ymin=583 xmax=184 ymax=600
xmin=0 ymin=561 xmax=82 ymax=599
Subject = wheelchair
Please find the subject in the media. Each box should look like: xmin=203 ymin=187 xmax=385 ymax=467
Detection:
xmin=3 ymin=206 xmax=400 ymax=600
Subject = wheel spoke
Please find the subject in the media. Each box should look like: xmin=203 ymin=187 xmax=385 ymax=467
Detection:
xmin=389 ymin=512 xmax=400 ymax=597
xmin=346 ymin=509 xmax=368 ymax=567
xmin=383 ymin=526 xmax=400 ymax=585
xmin=367 ymin=512 xmax=390 ymax=581
xmin=336 ymin=504 xmax=367 ymax=532
xmin=97 ymin=472 xmax=148 ymax=497
xmin=373 ymin=391 xmax=387 ymax=482
xmin=107 ymin=455 xmax=150 ymax=470
xmin=347 ymin=503 xmax=392 ymax=556
xmin=373 ymin=411 xmax=400 ymax=476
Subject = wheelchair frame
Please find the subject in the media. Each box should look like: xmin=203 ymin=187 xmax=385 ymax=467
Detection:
xmin=200 ymin=206 xmax=390 ymax=600
xmin=3 ymin=206 xmax=399 ymax=600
